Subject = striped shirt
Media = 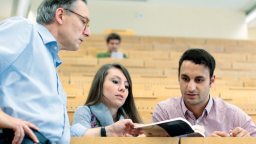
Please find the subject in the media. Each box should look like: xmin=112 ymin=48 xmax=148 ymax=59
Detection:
xmin=152 ymin=96 xmax=256 ymax=137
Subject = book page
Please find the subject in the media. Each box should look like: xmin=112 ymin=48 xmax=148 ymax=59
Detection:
xmin=135 ymin=117 xmax=192 ymax=129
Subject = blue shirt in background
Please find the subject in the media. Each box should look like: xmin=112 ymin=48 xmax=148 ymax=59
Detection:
xmin=0 ymin=17 xmax=70 ymax=144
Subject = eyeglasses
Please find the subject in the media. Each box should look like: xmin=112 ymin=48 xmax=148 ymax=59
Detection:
xmin=64 ymin=9 xmax=90 ymax=31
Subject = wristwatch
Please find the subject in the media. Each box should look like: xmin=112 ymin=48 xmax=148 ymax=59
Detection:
xmin=101 ymin=126 xmax=107 ymax=137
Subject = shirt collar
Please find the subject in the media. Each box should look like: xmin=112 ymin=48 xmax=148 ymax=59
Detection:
xmin=205 ymin=95 xmax=213 ymax=115
xmin=35 ymin=24 xmax=62 ymax=67
xmin=35 ymin=24 xmax=57 ymax=45
xmin=181 ymin=95 xmax=213 ymax=115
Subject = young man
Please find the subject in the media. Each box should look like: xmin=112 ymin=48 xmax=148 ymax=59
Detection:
xmin=152 ymin=49 xmax=256 ymax=137
xmin=0 ymin=0 xmax=141 ymax=143
xmin=97 ymin=33 xmax=127 ymax=58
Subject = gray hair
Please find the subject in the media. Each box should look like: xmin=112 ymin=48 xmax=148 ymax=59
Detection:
xmin=36 ymin=0 xmax=87 ymax=25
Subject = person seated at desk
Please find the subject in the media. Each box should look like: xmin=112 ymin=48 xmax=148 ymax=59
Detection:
xmin=152 ymin=49 xmax=256 ymax=137
xmin=71 ymin=63 xmax=142 ymax=137
xmin=97 ymin=33 xmax=127 ymax=58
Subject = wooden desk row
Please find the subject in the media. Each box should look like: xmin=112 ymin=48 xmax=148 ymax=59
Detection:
xmin=82 ymin=33 xmax=256 ymax=47
xmin=70 ymin=137 xmax=256 ymax=144
xmin=58 ymin=57 xmax=256 ymax=70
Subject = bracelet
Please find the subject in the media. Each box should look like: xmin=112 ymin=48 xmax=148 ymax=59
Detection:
xmin=101 ymin=126 xmax=107 ymax=137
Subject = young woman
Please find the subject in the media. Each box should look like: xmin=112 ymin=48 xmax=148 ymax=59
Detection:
xmin=71 ymin=63 xmax=142 ymax=137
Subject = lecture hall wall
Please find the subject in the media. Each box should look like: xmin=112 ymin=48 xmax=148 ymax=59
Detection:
xmin=0 ymin=18 xmax=5 ymax=22
xmin=248 ymin=28 xmax=256 ymax=39
xmin=87 ymin=1 xmax=248 ymax=40
xmin=1 ymin=0 xmax=250 ymax=40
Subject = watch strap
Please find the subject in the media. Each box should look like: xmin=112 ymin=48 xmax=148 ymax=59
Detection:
xmin=101 ymin=126 xmax=107 ymax=137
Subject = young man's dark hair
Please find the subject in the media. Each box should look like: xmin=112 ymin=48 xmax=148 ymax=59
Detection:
xmin=178 ymin=49 xmax=216 ymax=79
xmin=106 ymin=33 xmax=121 ymax=43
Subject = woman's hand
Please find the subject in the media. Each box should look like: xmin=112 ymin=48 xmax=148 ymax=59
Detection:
xmin=105 ymin=119 xmax=144 ymax=137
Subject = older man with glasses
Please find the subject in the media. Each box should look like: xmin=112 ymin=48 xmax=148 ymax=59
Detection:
xmin=0 ymin=0 xmax=142 ymax=144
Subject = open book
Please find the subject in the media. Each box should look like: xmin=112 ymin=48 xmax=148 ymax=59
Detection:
xmin=134 ymin=117 xmax=205 ymax=137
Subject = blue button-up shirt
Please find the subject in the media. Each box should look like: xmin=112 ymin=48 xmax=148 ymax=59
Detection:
xmin=0 ymin=17 xmax=70 ymax=144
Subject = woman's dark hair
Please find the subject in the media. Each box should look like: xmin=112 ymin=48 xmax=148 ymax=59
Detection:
xmin=178 ymin=49 xmax=216 ymax=79
xmin=85 ymin=63 xmax=141 ymax=123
